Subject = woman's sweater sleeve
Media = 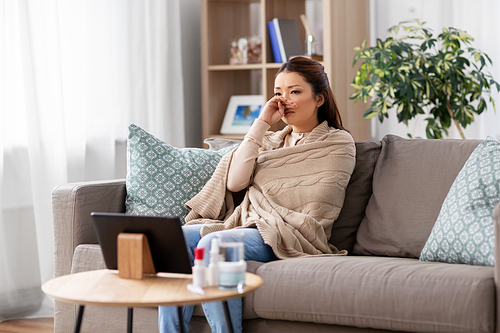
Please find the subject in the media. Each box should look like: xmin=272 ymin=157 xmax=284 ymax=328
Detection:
xmin=226 ymin=118 xmax=270 ymax=192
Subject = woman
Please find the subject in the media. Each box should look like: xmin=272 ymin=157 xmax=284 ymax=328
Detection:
xmin=159 ymin=56 xmax=356 ymax=333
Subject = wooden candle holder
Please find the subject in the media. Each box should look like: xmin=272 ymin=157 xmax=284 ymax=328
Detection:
xmin=117 ymin=233 xmax=156 ymax=279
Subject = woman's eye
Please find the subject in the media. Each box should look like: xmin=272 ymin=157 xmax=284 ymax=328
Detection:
xmin=274 ymin=92 xmax=281 ymax=96
xmin=291 ymin=90 xmax=300 ymax=94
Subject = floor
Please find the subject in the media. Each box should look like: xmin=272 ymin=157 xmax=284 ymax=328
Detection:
xmin=0 ymin=318 xmax=54 ymax=333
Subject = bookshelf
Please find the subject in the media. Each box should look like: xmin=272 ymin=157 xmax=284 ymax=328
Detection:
xmin=201 ymin=0 xmax=371 ymax=142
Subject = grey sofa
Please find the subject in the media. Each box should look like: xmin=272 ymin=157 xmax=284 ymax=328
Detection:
xmin=52 ymin=134 xmax=500 ymax=333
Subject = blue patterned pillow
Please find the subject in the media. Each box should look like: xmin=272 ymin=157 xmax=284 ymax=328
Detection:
xmin=420 ymin=137 xmax=500 ymax=266
xmin=125 ymin=124 xmax=238 ymax=223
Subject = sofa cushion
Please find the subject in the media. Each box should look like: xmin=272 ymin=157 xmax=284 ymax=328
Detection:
xmin=253 ymin=256 xmax=494 ymax=333
xmin=353 ymin=135 xmax=481 ymax=258
xmin=125 ymin=124 xmax=238 ymax=223
xmin=71 ymin=244 xmax=107 ymax=273
xmin=420 ymin=137 xmax=500 ymax=266
xmin=204 ymin=138 xmax=242 ymax=150
xmin=330 ymin=140 xmax=381 ymax=253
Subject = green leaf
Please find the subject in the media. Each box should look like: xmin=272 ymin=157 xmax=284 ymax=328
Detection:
xmin=350 ymin=83 xmax=362 ymax=90
xmin=397 ymin=103 xmax=404 ymax=114
xmin=363 ymin=108 xmax=378 ymax=119
xmin=389 ymin=86 xmax=395 ymax=99
xmin=399 ymin=65 xmax=411 ymax=72
xmin=368 ymin=87 xmax=375 ymax=97
xmin=478 ymin=98 xmax=486 ymax=113
xmin=349 ymin=91 xmax=360 ymax=100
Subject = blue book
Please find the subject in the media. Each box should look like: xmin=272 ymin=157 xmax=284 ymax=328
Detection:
xmin=268 ymin=20 xmax=282 ymax=63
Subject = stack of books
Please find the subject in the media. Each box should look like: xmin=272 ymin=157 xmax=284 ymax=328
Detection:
xmin=268 ymin=18 xmax=304 ymax=63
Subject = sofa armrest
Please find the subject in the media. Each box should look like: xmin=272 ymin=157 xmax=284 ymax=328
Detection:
xmin=494 ymin=202 xmax=500 ymax=333
xmin=52 ymin=179 xmax=126 ymax=278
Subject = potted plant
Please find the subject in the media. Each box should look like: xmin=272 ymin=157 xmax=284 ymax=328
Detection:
xmin=350 ymin=20 xmax=500 ymax=139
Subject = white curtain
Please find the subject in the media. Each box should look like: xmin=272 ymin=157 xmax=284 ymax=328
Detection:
xmin=370 ymin=0 xmax=500 ymax=140
xmin=0 ymin=0 xmax=185 ymax=321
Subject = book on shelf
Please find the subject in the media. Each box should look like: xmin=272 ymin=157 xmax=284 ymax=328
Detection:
xmin=269 ymin=18 xmax=304 ymax=63
xmin=268 ymin=20 xmax=282 ymax=63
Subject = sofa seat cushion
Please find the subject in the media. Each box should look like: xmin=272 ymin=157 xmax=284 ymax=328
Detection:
xmin=253 ymin=256 xmax=494 ymax=333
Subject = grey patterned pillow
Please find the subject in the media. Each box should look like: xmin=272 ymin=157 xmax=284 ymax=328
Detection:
xmin=125 ymin=124 xmax=239 ymax=223
xmin=420 ymin=137 xmax=500 ymax=266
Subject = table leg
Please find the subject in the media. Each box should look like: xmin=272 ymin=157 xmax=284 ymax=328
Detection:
xmin=74 ymin=305 xmax=85 ymax=333
xmin=127 ymin=308 xmax=133 ymax=333
xmin=222 ymin=301 xmax=235 ymax=333
xmin=177 ymin=307 xmax=185 ymax=333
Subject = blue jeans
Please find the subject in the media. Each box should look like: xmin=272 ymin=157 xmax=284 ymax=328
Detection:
xmin=158 ymin=224 xmax=278 ymax=333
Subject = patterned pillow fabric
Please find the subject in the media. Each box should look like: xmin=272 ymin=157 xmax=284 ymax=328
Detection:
xmin=125 ymin=124 xmax=239 ymax=223
xmin=420 ymin=137 xmax=500 ymax=266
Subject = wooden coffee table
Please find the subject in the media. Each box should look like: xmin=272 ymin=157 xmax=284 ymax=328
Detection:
xmin=42 ymin=269 xmax=263 ymax=333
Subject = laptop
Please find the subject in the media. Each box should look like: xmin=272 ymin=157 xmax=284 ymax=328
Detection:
xmin=91 ymin=212 xmax=192 ymax=274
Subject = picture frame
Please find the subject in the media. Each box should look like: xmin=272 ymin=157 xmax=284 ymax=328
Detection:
xmin=220 ymin=95 xmax=264 ymax=134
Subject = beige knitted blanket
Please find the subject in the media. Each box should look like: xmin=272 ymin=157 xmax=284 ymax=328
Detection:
xmin=185 ymin=121 xmax=356 ymax=259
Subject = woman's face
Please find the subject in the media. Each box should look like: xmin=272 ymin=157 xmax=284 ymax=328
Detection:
xmin=274 ymin=71 xmax=323 ymax=133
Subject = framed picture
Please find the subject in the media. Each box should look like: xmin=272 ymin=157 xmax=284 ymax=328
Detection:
xmin=220 ymin=95 xmax=264 ymax=134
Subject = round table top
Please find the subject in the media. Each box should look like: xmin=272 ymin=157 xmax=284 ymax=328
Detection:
xmin=42 ymin=269 xmax=263 ymax=307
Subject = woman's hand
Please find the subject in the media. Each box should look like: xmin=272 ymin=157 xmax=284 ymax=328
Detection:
xmin=259 ymin=96 xmax=297 ymax=126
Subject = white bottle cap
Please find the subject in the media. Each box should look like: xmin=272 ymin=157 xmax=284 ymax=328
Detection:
xmin=210 ymin=237 xmax=219 ymax=254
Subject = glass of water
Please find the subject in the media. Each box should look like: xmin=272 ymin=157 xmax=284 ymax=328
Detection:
xmin=216 ymin=230 xmax=246 ymax=291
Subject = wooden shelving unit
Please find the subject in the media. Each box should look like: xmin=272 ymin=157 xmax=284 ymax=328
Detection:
xmin=201 ymin=0 xmax=372 ymax=142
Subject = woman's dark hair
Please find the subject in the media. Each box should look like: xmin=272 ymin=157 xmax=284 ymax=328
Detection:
xmin=277 ymin=57 xmax=346 ymax=131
